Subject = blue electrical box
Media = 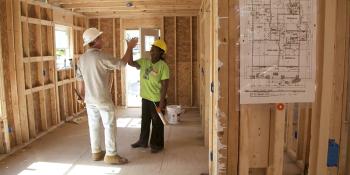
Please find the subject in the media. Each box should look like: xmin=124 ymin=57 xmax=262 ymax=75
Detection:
xmin=327 ymin=139 xmax=339 ymax=167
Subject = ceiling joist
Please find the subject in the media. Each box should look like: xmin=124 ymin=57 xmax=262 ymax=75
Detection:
xmin=47 ymin=0 xmax=202 ymax=16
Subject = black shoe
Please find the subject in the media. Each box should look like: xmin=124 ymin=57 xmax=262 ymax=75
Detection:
xmin=150 ymin=147 xmax=163 ymax=153
xmin=131 ymin=141 xmax=148 ymax=148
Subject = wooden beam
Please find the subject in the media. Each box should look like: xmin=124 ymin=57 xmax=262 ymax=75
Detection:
xmin=228 ymin=0 xmax=239 ymax=174
xmin=308 ymin=0 xmax=334 ymax=174
xmin=5 ymin=0 xmax=23 ymax=145
xmin=239 ymin=105 xmax=250 ymax=175
xmin=296 ymin=104 xmax=311 ymax=169
xmin=2 ymin=119 xmax=11 ymax=153
xmin=174 ymin=16 xmax=177 ymax=104
xmin=85 ymin=12 xmax=199 ymax=18
xmin=49 ymin=0 xmax=202 ymax=5
xmin=39 ymin=91 xmax=48 ymax=130
xmin=190 ymin=16 xmax=193 ymax=106
xmin=14 ymin=0 xmax=30 ymax=142
xmin=0 ymin=11 xmax=10 ymax=154
xmin=119 ymin=18 xmax=126 ymax=106
xmin=161 ymin=17 xmax=164 ymax=40
xmin=21 ymin=9 xmax=36 ymax=137
xmin=112 ymin=18 xmax=118 ymax=107
xmin=60 ymin=2 xmax=201 ymax=9
xmin=215 ymin=0 xmax=229 ymax=173
xmin=336 ymin=0 xmax=350 ymax=173
xmin=26 ymin=94 xmax=36 ymax=138
xmin=267 ymin=105 xmax=286 ymax=175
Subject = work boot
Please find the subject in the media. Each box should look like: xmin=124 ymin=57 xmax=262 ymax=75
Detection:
xmin=104 ymin=154 xmax=129 ymax=165
xmin=92 ymin=151 xmax=105 ymax=161
xmin=150 ymin=147 xmax=163 ymax=154
xmin=131 ymin=141 xmax=148 ymax=148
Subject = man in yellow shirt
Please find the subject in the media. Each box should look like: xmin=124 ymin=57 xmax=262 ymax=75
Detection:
xmin=128 ymin=40 xmax=169 ymax=153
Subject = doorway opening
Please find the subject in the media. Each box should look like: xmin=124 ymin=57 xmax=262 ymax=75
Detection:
xmin=124 ymin=28 xmax=160 ymax=107
xmin=125 ymin=29 xmax=141 ymax=107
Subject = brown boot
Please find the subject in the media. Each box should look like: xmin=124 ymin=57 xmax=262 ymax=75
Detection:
xmin=92 ymin=151 xmax=105 ymax=161
xmin=104 ymin=154 xmax=129 ymax=165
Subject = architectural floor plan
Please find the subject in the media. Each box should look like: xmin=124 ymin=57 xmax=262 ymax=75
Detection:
xmin=239 ymin=0 xmax=316 ymax=104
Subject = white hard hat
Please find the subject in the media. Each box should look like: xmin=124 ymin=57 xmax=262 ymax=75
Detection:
xmin=83 ymin=28 xmax=103 ymax=46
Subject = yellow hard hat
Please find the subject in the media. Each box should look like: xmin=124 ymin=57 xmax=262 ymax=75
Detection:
xmin=152 ymin=39 xmax=167 ymax=54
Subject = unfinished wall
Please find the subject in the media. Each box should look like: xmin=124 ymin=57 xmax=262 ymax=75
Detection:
xmin=164 ymin=16 xmax=198 ymax=107
xmin=0 ymin=0 xmax=85 ymax=157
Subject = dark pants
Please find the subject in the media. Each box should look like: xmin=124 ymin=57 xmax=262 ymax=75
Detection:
xmin=138 ymin=99 xmax=164 ymax=149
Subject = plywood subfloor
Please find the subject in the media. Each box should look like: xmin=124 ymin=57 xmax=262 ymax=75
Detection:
xmin=0 ymin=108 xmax=208 ymax=175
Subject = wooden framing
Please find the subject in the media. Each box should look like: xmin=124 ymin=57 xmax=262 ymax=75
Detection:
xmin=267 ymin=106 xmax=286 ymax=175
xmin=174 ymin=17 xmax=177 ymax=104
xmin=0 ymin=1 xmax=349 ymax=175
xmin=0 ymin=9 xmax=11 ymax=154
xmin=0 ymin=0 xmax=85 ymax=157
xmin=48 ymin=0 xmax=202 ymax=17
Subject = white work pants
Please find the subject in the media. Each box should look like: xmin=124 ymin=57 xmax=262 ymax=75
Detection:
xmin=86 ymin=104 xmax=117 ymax=156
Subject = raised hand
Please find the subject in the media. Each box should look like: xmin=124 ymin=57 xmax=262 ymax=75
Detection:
xmin=127 ymin=37 xmax=138 ymax=49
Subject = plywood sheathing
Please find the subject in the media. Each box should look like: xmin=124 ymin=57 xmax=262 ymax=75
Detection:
xmin=176 ymin=16 xmax=192 ymax=106
xmin=162 ymin=16 xmax=199 ymax=107
xmin=164 ymin=17 xmax=176 ymax=104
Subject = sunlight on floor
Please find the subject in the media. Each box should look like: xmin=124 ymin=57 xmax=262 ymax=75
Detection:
xmin=117 ymin=118 xmax=141 ymax=128
xmin=67 ymin=165 xmax=121 ymax=175
xmin=17 ymin=162 xmax=121 ymax=175
xmin=18 ymin=162 xmax=71 ymax=175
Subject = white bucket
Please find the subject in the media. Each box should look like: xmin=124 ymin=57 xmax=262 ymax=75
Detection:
xmin=166 ymin=105 xmax=182 ymax=124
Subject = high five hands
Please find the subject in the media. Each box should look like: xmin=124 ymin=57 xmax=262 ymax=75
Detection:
xmin=127 ymin=37 xmax=138 ymax=49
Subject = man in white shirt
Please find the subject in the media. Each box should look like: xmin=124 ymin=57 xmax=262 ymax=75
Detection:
xmin=76 ymin=28 xmax=138 ymax=165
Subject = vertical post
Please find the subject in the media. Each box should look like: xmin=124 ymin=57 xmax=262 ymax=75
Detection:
xmin=309 ymin=0 xmax=336 ymax=174
xmin=190 ymin=16 xmax=193 ymax=107
xmin=267 ymin=104 xmax=286 ymax=175
xmin=239 ymin=105 xmax=250 ymax=175
xmin=174 ymin=16 xmax=177 ymax=104
xmin=5 ymin=0 xmax=23 ymax=145
xmin=13 ymin=0 xmax=30 ymax=142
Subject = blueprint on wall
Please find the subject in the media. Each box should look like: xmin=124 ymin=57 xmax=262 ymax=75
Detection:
xmin=239 ymin=0 xmax=316 ymax=104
